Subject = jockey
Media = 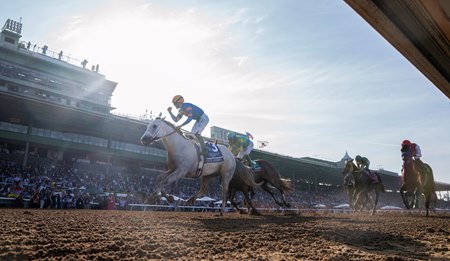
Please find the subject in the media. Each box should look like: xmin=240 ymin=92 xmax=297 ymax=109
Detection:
xmin=355 ymin=155 xmax=380 ymax=183
xmin=227 ymin=131 xmax=254 ymax=166
xmin=167 ymin=95 xmax=209 ymax=155
xmin=401 ymin=139 xmax=425 ymax=172
xmin=355 ymin=155 xmax=370 ymax=172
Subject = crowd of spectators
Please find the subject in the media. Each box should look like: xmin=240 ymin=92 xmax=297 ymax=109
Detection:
xmin=1 ymin=152 xmax=449 ymax=211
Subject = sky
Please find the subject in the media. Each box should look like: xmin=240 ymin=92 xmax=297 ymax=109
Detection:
xmin=1 ymin=0 xmax=449 ymax=184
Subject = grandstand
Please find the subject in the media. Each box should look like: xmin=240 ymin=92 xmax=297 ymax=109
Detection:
xmin=1 ymin=18 xmax=449 ymax=209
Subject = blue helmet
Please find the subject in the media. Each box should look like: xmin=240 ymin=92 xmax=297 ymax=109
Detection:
xmin=227 ymin=132 xmax=236 ymax=140
xmin=355 ymin=155 xmax=362 ymax=161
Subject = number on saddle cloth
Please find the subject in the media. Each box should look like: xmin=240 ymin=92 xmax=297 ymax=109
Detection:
xmin=204 ymin=142 xmax=224 ymax=163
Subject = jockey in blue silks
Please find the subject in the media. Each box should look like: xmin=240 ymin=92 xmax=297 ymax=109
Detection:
xmin=167 ymin=95 xmax=209 ymax=156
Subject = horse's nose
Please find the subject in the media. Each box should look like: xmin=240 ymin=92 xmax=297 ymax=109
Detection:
xmin=141 ymin=135 xmax=150 ymax=145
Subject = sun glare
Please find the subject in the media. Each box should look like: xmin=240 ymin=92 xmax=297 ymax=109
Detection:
xmin=53 ymin=3 xmax=231 ymax=115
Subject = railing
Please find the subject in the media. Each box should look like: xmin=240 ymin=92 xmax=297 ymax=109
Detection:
xmin=17 ymin=40 xmax=100 ymax=73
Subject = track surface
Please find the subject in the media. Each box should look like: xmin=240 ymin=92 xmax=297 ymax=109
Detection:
xmin=0 ymin=209 xmax=449 ymax=260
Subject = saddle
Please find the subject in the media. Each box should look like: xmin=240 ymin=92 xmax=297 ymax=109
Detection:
xmin=185 ymin=134 xmax=224 ymax=177
xmin=363 ymin=170 xmax=380 ymax=183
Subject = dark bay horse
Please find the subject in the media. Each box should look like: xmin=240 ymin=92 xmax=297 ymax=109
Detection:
xmin=342 ymin=160 xmax=385 ymax=215
xmin=400 ymin=154 xmax=435 ymax=217
xmin=187 ymin=159 xmax=294 ymax=215
xmin=343 ymin=172 xmax=356 ymax=209
xmin=253 ymin=159 xmax=294 ymax=208
xmin=228 ymin=159 xmax=294 ymax=215
xmin=227 ymin=160 xmax=261 ymax=215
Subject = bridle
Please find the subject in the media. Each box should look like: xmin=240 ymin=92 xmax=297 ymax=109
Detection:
xmin=145 ymin=119 xmax=179 ymax=141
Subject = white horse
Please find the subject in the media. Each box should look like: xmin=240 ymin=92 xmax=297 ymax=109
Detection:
xmin=140 ymin=117 xmax=236 ymax=215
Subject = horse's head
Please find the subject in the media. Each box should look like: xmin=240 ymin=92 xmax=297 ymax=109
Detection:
xmin=140 ymin=117 xmax=176 ymax=145
xmin=342 ymin=160 xmax=356 ymax=175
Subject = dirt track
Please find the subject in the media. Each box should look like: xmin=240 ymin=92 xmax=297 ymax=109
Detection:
xmin=0 ymin=209 xmax=449 ymax=260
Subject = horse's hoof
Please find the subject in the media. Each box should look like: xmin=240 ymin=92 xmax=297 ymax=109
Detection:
xmin=250 ymin=210 xmax=261 ymax=216
xmin=166 ymin=195 xmax=174 ymax=204
xmin=185 ymin=197 xmax=196 ymax=205
xmin=148 ymin=197 xmax=156 ymax=204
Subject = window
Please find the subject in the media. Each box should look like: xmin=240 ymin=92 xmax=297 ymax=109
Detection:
xmin=4 ymin=37 xmax=15 ymax=44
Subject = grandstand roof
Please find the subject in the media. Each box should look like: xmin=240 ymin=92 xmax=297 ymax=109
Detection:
xmin=345 ymin=0 xmax=450 ymax=99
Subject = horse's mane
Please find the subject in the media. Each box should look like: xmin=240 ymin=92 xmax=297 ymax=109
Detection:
xmin=155 ymin=117 xmax=184 ymax=136
xmin=345 ymin=161 xmax=359 ymax=171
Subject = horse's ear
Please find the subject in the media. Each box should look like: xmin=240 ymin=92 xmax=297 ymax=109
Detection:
xmin=162 ymin=116 xmax=166 ymax=120
xmin=158 ymin=112 xmax=162 ymax=118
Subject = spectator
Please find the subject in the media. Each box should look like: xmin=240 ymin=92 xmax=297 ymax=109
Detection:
xmin=81 ymin=59 xmax=88 ymax=68
xmin=42 ymin=45 xmax=48 ymax=55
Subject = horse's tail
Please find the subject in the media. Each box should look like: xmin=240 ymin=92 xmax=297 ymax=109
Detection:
xmin=235 ymin=159 xmax=263 ymax=187
xmin=280 ymin=178 xmax=294 ymax=193
xmin=255 ymin=159 xmax=294 ymax=194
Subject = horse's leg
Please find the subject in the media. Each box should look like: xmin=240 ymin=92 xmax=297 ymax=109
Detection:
xmin=185 ymin=176 xmax=213 ymax=205
xmin=365 ymin=192 xmax=374 ymax=210
xmin=262 ymin=182 xmax=283 ymax=206
xmin=424 ymin=190 xmax=432 ymax=217
xmin=243 ymin=188 xmax=260 ymax=215
xmin=275 ymin=186 xmax=291 ymax=208
xmin=148 ymin=169 xmax=174 ymax=203
xmin=347 ymin=188 xmax=354 ymax=209
xmin=400 ymin=185 xmax=410 ymax=209
xmin=219 ymin=165 xmax=235 ymax=216
xmin=360 ymin=192 xmax=369 ymax=211
xmin=371 ymin=190 xmax=379 ymax=215
xmin=351 ymin=187 xmax=361 ymax=210
xmin=229 ymin=188 xmax=243 ymax=214
xmin=354 ymin=190 xmax=366 ymax=211
xmin=160 ymin=191 xmax=175 ymax=204
xmin=249 ymin=187 xmax=255 ymax=199
xmin=414 ymin=187 xmax=421 ymax=209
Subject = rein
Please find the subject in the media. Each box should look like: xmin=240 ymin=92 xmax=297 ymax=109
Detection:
xmin=148 ymin=119 xmax=180 ymax=140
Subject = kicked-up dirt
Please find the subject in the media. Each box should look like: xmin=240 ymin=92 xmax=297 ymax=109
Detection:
xmin=0 ymin=209 xmax=448 ymax=260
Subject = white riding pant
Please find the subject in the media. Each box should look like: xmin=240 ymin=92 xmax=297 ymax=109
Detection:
xmin=191 ymin=114 xmax=209 ymax=135
xmin=237 ymin=140 xmax=254 ymax=159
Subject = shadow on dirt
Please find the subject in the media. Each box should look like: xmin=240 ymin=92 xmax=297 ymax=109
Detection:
xmin=195 ymin=213 xmax=432 ymax=260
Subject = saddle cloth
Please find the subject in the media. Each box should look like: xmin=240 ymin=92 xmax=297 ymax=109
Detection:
xmin=203 ymin=142 xmax=224 ymax=163
xmin=365 ymin=170 xmax=380 ymax=183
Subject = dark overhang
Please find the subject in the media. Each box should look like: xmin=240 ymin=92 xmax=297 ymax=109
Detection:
xmin=345 ymin=0 xmax=450 ymax=99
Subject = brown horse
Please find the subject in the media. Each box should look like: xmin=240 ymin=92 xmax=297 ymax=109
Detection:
xmin=342 ymin=160 xmax=385 ymax=215
xmin=227 ymin=159 xmax=294 ymax=214
xmin=184 ymin=159 xmax=261 ymax=212
xmin=227 ymin=160 xmax=261 ymax=215
xmin=400 ymin=153 xmax=435 ymax=217
xmin=342 ymin=172 xmax=356 ymax=209
xmin=253 ymin=159 xmax=294 ymax=208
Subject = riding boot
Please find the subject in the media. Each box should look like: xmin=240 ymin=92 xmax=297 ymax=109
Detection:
xmin=195 ymin=134 xmax=207 ymax=158
xmin=244 ymin=154 xmax=252 ymax=167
